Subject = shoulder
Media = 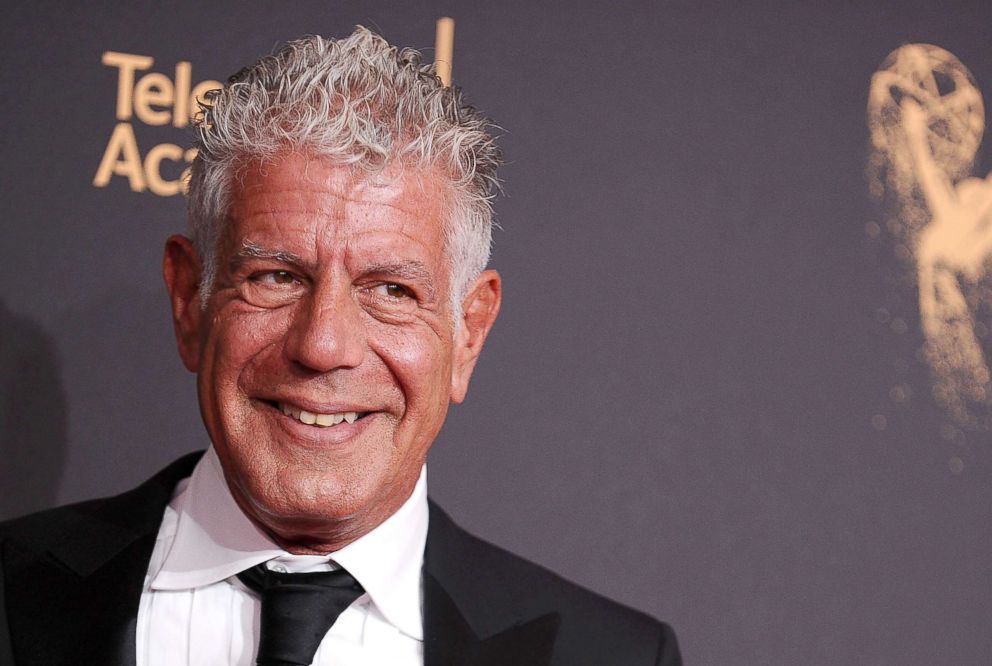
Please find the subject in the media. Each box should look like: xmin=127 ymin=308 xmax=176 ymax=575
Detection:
xmin=425 ymin=501 xmax=681 ymax=665
xmin=0 ymin=452 xmax=202 ymax=557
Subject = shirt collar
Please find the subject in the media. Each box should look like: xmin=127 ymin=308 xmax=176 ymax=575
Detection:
xmin=150 ymin=447 xmax=428 ymax=639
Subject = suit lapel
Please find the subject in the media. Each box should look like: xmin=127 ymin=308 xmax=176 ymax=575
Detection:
xmin=4 ymin=532 xmax=155 ymax=666
xmin=422 ymin=503 xmax=560 ymax=666
xmin=2 ymin=453 xmax=202 ymax=666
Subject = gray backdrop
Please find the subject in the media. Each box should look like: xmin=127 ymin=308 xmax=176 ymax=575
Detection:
xmin=2 ymin=1 xmax=990 ymax=664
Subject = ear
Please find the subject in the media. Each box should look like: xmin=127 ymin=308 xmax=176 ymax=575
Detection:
xmin=163 ymin=235 xmax=204 ymax=372
xmin=450 ymin=269 xmax=501 ymax=403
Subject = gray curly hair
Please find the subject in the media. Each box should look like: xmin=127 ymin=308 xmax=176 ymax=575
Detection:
xmin=186 ymin=26 xmax=502 ymax=314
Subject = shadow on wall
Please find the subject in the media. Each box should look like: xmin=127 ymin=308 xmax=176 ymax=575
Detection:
xmin=0 ymin=300 xmax=68 ymax=520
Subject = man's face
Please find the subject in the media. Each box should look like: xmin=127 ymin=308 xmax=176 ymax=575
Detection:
xmin=164 ymin=154 xmax=499 ymax=552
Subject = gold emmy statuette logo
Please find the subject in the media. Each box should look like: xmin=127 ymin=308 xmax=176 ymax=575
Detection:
xmin=868 ymin=44 xmax=992 ymax=427
xmin=93 ymin=52 xmax=222 ymax=196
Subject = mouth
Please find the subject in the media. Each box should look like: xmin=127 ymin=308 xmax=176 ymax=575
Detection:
xmin=262 ymin=400 xmax=372 ymax=429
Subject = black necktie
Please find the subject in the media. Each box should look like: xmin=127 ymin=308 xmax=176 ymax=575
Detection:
xmin=237 ymin=563 xmax=365 ymax=666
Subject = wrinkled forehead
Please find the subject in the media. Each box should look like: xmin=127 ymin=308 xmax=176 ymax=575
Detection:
xmin=231 ymin=153 xmax=454 ymax=220
xmin=221 ymin=154 xmax=454 ymax=286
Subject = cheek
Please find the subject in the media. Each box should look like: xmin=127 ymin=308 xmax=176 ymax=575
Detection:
xmin=209 ymin=308 xmax=292 ymax=389
xmin=373 ymin=326 xmax=453 ymax=412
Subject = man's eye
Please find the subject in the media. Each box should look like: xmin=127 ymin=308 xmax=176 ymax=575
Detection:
xmin=253 ymin=270 xmax=297 ymax=285
xmin=378 ymin=283 xmax=412 ymax=299
xmin=239 ymin=270 xmax=305 ymax=309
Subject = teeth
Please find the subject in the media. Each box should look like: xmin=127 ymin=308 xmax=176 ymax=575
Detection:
xmin=278 ymin=404 xmax=362 ymax=428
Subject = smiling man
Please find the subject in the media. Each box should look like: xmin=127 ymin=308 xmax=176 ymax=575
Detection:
xmin=167 ymin=156 xmax=482 ymax=556
xmin=0 ymin=28 xmax=681 ymax=666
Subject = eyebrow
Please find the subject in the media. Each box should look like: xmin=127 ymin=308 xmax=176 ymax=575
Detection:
xmin=230 ymin=240 xmax=309 ymax=272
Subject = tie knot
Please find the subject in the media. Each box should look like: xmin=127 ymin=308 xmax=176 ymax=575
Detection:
xmin=239 ymin=563 xmax=364 ymax=594
xmin=238 ymin=563 xmax=366 ymax=666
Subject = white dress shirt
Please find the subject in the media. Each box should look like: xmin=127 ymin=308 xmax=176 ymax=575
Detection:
xmin=136 ymin=447 xmax=428 ymax=666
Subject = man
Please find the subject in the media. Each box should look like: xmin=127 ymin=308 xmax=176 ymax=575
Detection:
xmin=0 ymin=27 xmax=681 ymax=665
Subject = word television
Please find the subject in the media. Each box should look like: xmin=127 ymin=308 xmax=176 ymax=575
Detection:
xmin=93 ymin=51 xmax=221 ymax=197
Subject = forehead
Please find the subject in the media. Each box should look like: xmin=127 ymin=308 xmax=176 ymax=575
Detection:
xmin=227 ymin=154 xmax=450 ymax=247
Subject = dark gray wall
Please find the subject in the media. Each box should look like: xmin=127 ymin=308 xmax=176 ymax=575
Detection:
xmin=2 ymin=1 xmax=990 ymax=663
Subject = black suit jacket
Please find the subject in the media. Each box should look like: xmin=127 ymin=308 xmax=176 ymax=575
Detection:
xmin=0 ymin=453 xmax=681 ymax=665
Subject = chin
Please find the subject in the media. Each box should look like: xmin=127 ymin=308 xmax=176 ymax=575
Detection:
xmin=258 ymin=466 xmax=376 ymax=521
xmin=250 ymin=485 xmax=384 ymax=553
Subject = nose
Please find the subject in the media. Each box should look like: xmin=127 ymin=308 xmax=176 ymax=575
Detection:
xmin=283 ymin=283 xmax=366 ymax=372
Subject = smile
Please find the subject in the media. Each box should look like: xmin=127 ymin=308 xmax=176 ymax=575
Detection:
xmin=273 ymin=402 xmax=369 ymax=428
